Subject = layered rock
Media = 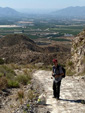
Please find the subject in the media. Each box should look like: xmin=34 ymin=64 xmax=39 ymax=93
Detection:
xmin=67 ymin=30 xmax=85 ymax=75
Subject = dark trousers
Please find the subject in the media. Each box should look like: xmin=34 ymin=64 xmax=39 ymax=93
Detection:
xmin=53 ymin=80 xmax=61 ymax=99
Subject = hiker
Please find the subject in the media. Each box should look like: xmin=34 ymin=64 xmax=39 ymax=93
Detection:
xmin=52 ymin=59 xmax=64 ymax=100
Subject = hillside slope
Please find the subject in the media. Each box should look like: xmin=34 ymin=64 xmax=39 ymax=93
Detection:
xmin=67 ymin=30 xmax=85 ymax=75
xmin=0 ymin=34 xmax=42 ymax=52
xmin=0 ymin=34 xmax=71 ymax=64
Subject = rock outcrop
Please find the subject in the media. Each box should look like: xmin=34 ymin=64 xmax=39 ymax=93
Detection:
xmin=67 ymin=30 xmax=85 ymax=75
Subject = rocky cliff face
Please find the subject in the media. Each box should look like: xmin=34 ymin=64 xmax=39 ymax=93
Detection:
xmin=67 ymin=30 xmax=85 ymax=75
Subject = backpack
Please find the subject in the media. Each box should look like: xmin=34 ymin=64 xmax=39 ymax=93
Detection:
xmin=61 ymin=66 xmax=66 ymax=78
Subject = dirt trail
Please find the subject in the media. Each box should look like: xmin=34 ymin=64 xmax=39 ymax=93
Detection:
xmin=33 ymin=70 xmax=85 ymax=113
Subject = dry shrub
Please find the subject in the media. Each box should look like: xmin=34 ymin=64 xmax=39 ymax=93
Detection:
xmin=17 ymin=90 xmax=24 ymax=99
xmin=17 ymin=90 xmax=24 ymax=104
xmin=0 ymin=77 xmax=8 ymax=90
xmin=28 ymin=90 xmax=35 ymax=101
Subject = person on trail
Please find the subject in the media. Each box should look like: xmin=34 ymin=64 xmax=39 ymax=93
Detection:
xmin=52 ymin=59 xmax=64 ymax=100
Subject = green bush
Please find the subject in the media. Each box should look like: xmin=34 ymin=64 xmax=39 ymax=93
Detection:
xmin=16 ymin=74 xmax=31 ymax=85
xmin=0 ymin=65 xmax=18 ymax=90
xmin=0 ymin=64 xmax=32 ymax=90
xmin=7 ymin=80 xmax=19 ymax=88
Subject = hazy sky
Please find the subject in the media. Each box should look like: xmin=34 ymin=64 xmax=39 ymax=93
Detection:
xmin=0 ymin=0 xmax=85 ymax=9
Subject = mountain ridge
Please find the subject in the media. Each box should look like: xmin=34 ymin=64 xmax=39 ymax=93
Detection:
xmin=54 ymin=6 xmax=85 ymax=18
xmin=0 ymin=7 xmax=20 ymax=17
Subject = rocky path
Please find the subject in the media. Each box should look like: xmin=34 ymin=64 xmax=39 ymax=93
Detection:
xmin=33 ymin=70 xmax=85 ymax=113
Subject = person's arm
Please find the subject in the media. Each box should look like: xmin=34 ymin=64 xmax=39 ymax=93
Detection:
xmin=55 ymin=73 xmax=64 ymax=78
xmin=55 ymin=66 xmax=64 ymax=78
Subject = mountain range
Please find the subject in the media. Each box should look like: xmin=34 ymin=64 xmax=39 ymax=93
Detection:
xmin=54 ymin=6 xmax=85 ymax=18
xmin=0 ymin=7 xmax=20 ymax=17
xmin=0 ymin=6 xmax=85 ymax=18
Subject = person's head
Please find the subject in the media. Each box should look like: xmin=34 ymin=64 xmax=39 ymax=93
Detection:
xmin=52 ymin=59 xmax=58 ymax=66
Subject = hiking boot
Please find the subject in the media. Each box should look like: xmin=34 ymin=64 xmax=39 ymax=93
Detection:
xmin=56 ymin=97 xmax=59 ymax=100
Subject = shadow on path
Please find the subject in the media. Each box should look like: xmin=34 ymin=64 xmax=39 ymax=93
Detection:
xmin=60 ymin=98 xmax=85 ymax=104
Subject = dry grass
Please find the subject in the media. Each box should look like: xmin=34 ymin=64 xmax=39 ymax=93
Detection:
xmin=0 ymin=76 xmax=8 ymax=90
xmin=28 ymin=90 xmax=35 ymax=101
xmin=17 ymin=90 xmax=24 ymax=104
xmin=17 ymin=90 xmax=24 ymax=99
